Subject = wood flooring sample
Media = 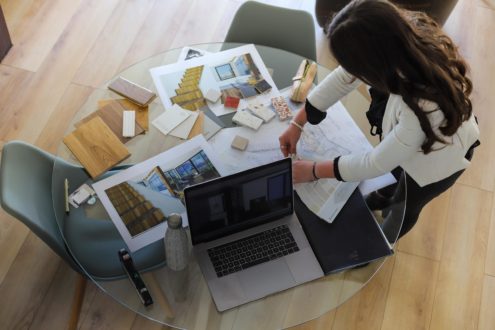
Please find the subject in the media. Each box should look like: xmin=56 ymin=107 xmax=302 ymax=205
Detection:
xmin=76 ymin=104 xmax=144 ymax=143
xmin=108 ymin=77 xmax=156 ymax=106
xmin=99 ymin=99 xmax=149 ymax=130
xmin=64 ymin=116 xmax=130 ymax=178
xmin=187 ymin=110 xmax=205 ymax=139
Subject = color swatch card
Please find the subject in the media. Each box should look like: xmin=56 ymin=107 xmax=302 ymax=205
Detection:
xmin=247 ymin=102 xmax=275 ymax=122
xmin=152 ymin=104 xmax=191 ymax=136
xmin=168 ymin=109 xmax=199 ymax=139
xmin=232 ymin=110 xmax=263 ymax=130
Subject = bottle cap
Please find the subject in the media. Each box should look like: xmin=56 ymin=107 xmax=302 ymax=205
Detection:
xmin=167 ymin=213 xmax=182 ymax=229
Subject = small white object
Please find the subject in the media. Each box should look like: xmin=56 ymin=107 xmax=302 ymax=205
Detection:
xmin=152 ymin=104 xmax=191 ymax=136
xmin=232 ymin=110 xmax=263 ymax=130
xmin=68 ymin=183 xmax=95 ymax=208
xmin=204 ymin=89 xmax=222 ymax=103
xmin=122 ymin=110 xmax=136 ymax=137
xmin=248 ymin=102 xmax=275 ymax=122
xmin=164 ymin=213 xmax=189 ymax=271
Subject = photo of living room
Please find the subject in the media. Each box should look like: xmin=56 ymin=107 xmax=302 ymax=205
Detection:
xmin=103 ymin=148 xmax=220 ymax=237
xmin=159 ymin=149 xmax=221 ymax=201
xmin=215 ymin=53 xmax=272 ymax=102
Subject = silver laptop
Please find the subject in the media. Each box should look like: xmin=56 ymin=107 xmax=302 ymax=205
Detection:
xmin=184 ymin=158 xmax=324 ymax=311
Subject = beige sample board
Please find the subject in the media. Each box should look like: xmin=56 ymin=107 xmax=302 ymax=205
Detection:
xmin=64 ymin=116 xmax=130 ymax=178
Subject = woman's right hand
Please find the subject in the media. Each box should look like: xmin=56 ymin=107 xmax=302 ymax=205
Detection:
xmin=279 ymin=124 xmax=302 ymax=157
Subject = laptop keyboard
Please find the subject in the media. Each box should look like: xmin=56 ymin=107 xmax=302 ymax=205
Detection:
xmin=207 ymin=225 xmax=300 ymax=278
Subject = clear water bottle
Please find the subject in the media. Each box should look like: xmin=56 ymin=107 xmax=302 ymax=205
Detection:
xmin=164 ymin=213 xmax=189 ymax=271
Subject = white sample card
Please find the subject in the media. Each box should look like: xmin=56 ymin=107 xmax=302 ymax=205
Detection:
xmin=248 ymin=102 xmax=275 ymax=122
xmin=152 ymin=104 xmax=190 ymax=136
xmin=232 ymin=110 xmax=263 ymax=130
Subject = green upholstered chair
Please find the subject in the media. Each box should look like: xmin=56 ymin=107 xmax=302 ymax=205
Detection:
xmin=224 ymin=1 xmax=317 ymax=61
xmin=0 ymin=141 xmax=165 ymax=329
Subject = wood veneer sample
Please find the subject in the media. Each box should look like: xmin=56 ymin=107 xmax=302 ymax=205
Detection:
xmin=108 ymin=77 xmax=156 ymax=106
xmin=98 ymin=99 xmax=149 ymax=130
xmin=187 ymin=110 xmax=204 ymax=139
xmin=64 ymin=116 xmax=130 ymax=178
xmin=76 ymin=102 xmax=144 ymax=143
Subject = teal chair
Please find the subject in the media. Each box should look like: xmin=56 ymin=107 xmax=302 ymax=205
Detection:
xmin=0 ymin=141 xmax=165 ymax=329
xmin=225 ymin=1 xmax=317 ymax=61
xmin=222 ymin=1 xmax=317 ymax=119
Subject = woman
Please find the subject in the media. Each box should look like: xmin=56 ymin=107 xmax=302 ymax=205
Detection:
xmin=279 ymin=0 xmax=480 ymax=239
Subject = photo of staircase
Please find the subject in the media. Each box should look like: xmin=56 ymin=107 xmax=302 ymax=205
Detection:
xmin=170 ymin=65 xmax=206 ymax=110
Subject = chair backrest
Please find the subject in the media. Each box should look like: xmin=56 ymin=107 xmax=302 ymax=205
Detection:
xmin=0 ymin=141 xmax=80 ymax=272
xmin=225 ymin=1 xmax=317 ymax=61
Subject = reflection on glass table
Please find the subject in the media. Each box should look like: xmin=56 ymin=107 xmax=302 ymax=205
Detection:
xmin=53 ymin=43 xmax=406 ymax=329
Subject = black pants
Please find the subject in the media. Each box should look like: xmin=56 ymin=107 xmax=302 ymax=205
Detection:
xmin=378 ymin=167 xmax=464 ymax=241
xmin=376 ymin=146 xmax=476 ymax=241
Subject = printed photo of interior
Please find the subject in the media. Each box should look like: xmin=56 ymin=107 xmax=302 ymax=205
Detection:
xmin=104 ymin=149 xmax=220 ymax=237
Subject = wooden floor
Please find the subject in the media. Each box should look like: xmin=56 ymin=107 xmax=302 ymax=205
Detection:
xmin=0 ymin=0 xmax=494 ymax=329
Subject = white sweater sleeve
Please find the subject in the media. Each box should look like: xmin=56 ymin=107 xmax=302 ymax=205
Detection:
xmin=338 ymin=107 xmax=426 ymax=181
xmin=307 ymin=66 xmax=362 ymax=111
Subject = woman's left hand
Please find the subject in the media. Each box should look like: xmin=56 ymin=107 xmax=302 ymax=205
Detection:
xmin=292 ymin=160 xmax=316 ymax=183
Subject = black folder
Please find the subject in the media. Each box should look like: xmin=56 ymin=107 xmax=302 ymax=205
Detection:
xmin=295 ymin=188 xmax=393 ymax=274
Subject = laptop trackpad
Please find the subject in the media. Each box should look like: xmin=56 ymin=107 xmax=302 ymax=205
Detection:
xmin=238 ymin=259 xmax=295 ymax=300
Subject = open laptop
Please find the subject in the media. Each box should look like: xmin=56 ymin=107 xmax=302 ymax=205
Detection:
xmin=184 ymin=158 xmax=324 ymax=311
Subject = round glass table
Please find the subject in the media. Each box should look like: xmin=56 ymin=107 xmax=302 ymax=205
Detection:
xmin=52 ymin=43 xmax=405 ymax=329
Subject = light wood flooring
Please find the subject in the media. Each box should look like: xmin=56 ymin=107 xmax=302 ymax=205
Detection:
xmin=0 ymin=0 xmax=494 ymax=329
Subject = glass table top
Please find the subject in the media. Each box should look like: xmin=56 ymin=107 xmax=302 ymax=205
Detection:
xmin=52 ymin=43 xmax=405 ymax=329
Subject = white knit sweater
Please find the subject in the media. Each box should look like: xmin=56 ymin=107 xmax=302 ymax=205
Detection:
xmin=307 ymin=66 xmax=480 ymax=187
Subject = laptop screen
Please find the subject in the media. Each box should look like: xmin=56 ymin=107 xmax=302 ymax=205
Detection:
xmin=185 ymin=158 xmax=293 ymax=245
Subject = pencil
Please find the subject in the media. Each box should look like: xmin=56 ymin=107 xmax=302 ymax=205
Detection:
xmin=64 ymin=178 xmax=69 ymax=214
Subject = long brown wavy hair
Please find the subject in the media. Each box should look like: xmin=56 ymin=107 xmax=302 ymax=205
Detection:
xmin=327 ymin=0 xmax=472 ymax=153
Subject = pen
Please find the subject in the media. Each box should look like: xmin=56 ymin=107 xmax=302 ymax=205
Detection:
xmin=64 ymin=178 xmax=69 ymax=214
